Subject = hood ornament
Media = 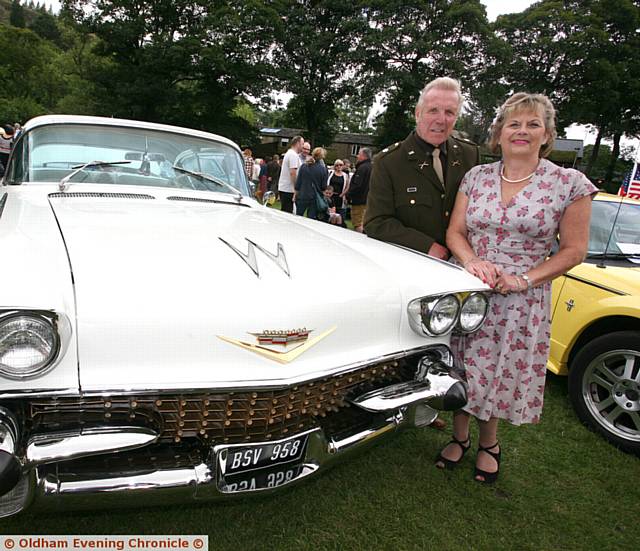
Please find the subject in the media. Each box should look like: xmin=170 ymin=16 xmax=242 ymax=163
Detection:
xmin=219 ymin=238 xmax=290 ymax=278
xmin=218 ymin=326 xmax=336 ymax=364
xmin=250 ymin=328 xmax=310 ymax=345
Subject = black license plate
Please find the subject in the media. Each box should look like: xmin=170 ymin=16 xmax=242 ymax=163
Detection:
xmin=219 ymin=433 xmax=309 ymax=476
xmin=219 ymin=464 xmax=306 ymax=494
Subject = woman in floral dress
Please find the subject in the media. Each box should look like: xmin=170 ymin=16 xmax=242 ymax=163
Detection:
xmin=437 ymin=93 xmax=597 ymax=483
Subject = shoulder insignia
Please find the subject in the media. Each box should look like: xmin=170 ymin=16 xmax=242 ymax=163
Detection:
xmin=377 ymin=142 xmax=400 ymax=158
xmin=453 ymin=135 xmax=478 ymax=146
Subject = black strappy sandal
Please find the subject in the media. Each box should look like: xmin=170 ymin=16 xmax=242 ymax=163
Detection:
xmin=474 ymin=442 xmax=501 ymax=484
xmin=434 ymin=435 xmax=470 ymax=470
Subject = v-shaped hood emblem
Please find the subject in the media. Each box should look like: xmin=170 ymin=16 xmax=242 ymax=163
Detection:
xmin=219 ymin=238 xmax=290 ymax=278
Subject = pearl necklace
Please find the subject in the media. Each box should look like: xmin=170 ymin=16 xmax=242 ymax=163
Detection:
xmin=500 ymin=165 xmax=536 ymax=183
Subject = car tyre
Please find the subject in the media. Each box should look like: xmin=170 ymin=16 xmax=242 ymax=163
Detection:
xmin=568 ymin=331 xmax=640 ymax=456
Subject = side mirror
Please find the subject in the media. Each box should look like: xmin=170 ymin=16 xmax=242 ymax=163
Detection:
xmin=262 ymin=191 xmax=276 ymax=206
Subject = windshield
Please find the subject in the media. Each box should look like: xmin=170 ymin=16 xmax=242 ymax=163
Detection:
xmin=6 ymin=123 xmax=249 ymax=196
xmin=588 ymin=199 xmax=640 ymax=259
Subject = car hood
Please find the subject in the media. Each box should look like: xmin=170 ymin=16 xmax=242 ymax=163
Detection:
xmin=568 ymin=262 xmax=640 ymax=296
xmin=48 ymin=190 xmax=484 ymax=391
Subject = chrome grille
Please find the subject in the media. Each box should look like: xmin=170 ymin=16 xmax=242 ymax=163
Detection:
xmin=29 ymin=359 xmax=410 ymax=444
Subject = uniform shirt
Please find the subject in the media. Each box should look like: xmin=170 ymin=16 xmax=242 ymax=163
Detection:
xmin=278 ymin=148 xmax=301 ymax=193
xmin=364 ymin=131 xmax=479 ymax=253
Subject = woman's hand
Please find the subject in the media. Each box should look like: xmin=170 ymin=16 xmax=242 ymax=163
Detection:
xmin=493 ymin=273 xmax=526 ymax=294
xmin=463 ymin=258 xmax=502 ymax=287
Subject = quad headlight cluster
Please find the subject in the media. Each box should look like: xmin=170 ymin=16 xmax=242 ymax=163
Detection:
xmin=408 ymin=292 xmax=489 ymax=337
xmin=0 ymin=311 xmax=68 ymax=379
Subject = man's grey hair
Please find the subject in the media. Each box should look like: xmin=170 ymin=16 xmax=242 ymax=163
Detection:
xmin=416 ymin=77 xmax=463 ymax=112
xmin=359 ymin=147 xmax=372 ymax=160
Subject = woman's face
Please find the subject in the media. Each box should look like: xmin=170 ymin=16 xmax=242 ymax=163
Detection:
xmin=499 ymin=108 xmax=549 ymax=159
xmin=334 ymin=163 xmax=343 ymax=172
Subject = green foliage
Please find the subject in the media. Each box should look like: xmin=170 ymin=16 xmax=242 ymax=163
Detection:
xmin=0 ymin=25 xmax=66 ymax=122
xmin=581 ymin=143 xmax=634 ymax=192
xmin=9 ymin=0 xmax=25 ymax=27
xmin=29 ymin=11 xmax=61 ymax=45
xmin=270 ymin=0 xmax=370 ymax=146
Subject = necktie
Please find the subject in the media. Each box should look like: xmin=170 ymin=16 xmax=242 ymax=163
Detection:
xmin=432 ymin=147 xmax=444 ymax=186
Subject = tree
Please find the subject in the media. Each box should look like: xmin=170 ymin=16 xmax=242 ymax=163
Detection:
xmin=361 ymin=0 xmax=496 ymax=146
xmin=61 ymin=0 xmax=279 ymax=145
xmin=10 ymin=1 xmax=26 ymax=28
xmin=270 ymin=0 xmax=370 ymax=146
xmin=0 ymin=25 xmax=66 ymax=122
xmin=29 ymin=12 xmax=63 ymax=46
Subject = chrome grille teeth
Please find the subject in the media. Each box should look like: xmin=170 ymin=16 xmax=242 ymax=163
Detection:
xmin=29 ymin=360 xmax=406 ymax=443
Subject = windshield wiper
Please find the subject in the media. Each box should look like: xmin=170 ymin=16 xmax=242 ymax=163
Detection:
xmin=58 ymin=160 xmax=131 ymax=192
xmin=171 ymin=165 xmax=242 ymax=203
xmin=587 ymin=252 xmax=640 ymax=259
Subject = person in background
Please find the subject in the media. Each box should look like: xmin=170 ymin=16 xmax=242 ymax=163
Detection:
xmin=327 ymin=159 xmax=350 ymax=222
xmin=317 ymin=185 xmax=346 ymax=227
xmin=346 ymin=147 xmax=372 ymax=232
xmin=243 ymin=148 xmax=254 ymax=182
xmin=266 ymin=154 xmax=281 ymax=194
xmin=295 ymin=147 xmax=328 ymax=218
xmin=278 ymin=136 xmax=304 ymax=213
xmin=0 ymin=125 xmax=15 ymax=176
xmin=258 ymin=157 xmax=269 ymax=200
xmin=442 ymin=92 xmax=597 ymax=483
xmin=300 ymin=142 xmax=311 ymax=163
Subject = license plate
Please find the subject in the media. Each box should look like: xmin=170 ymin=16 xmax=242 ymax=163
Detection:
xmin=216 ymin=432 xmax=311 ymax=493
xmin=220 ymin=464 xmax=306 ymax=494
xmin=219 ymin=433 xmax=308 ymax=476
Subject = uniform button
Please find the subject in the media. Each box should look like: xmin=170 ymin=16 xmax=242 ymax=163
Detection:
xmin=440 ymin=194 xmax=445 ymax=199
xmin=445 ymin=211 xmax=450 ymax=217
xmin=410 ymin=199 xmax=415 ymax=205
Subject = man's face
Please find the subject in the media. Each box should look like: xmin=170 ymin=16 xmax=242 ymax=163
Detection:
xmin=357 ymin=150 xmax=366 ymax=162
xmin=302 ymin=142 xmax=311 ymax=156
xmin=293 ymin=139 xmax=304 ymax=153
xmin=415 ymin=88 xmax=460 ymax=146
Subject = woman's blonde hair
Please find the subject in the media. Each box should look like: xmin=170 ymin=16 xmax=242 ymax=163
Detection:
xmin=488 ymin=92 xmax=557 ymax=157
xmin=306 ymin=147 xmax=326 ymax=164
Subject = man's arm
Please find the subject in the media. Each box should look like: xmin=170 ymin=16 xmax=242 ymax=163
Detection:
xmin=364 ymin=159 xmax=437 ymax=254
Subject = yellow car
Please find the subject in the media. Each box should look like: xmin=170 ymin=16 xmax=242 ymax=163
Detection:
xmin=549 ymin=193 xmax=640 ymax=455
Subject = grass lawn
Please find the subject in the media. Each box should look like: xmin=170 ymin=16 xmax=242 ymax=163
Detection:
xmin=2 ymin=374 xmax=639 ymax=550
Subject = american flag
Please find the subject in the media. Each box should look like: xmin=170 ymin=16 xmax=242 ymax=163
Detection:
xmin=618 ymin=163 xmax=640 ymax=199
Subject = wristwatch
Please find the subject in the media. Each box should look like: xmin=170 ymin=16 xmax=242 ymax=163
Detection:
xmin=522 ymin=274 xmax=532 ymax=288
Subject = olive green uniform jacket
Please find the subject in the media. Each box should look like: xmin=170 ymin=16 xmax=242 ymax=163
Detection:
xmin=364 ymin=132 xmax=479 ymax=254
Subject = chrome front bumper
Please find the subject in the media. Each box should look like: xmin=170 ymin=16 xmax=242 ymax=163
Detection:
xmin=0 ymin=345 xmax=466 ymax=517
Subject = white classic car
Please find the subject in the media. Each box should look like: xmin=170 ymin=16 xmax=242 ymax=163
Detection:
xmin=0 ymin=115 xmax=488 ymax=517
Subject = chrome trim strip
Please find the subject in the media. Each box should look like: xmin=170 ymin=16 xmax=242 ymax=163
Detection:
xmin=565 ymin=273 xmax=628 ymax=296
xmin=25 ymin=426 xmax=159 ymax=466
xmin=0 ymin=192 xmax=7 ymax=219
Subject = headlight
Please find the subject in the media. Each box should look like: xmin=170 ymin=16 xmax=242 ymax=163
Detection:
xmin=0 ymin=315 xmax=59 ymax=379
xmin=458 ymin=292 xmax=489 ymax=333
xmin=408 ymin=294 xmax=460 ymax=336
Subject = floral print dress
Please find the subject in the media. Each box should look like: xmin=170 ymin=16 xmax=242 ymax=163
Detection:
xmin=450 ymin=159 xmax=597 ymax=425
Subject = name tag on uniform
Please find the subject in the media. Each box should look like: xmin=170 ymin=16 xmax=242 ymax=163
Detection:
xmin=407 ymin=187 xmax=417 ymax=193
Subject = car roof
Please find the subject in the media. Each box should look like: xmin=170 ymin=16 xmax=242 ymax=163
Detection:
xmin=23 ymin=115 xmax=241 ymax=153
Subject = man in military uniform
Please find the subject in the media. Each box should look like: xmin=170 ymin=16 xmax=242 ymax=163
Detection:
xmin=364 ymin=77 xmax=479 ymax=260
